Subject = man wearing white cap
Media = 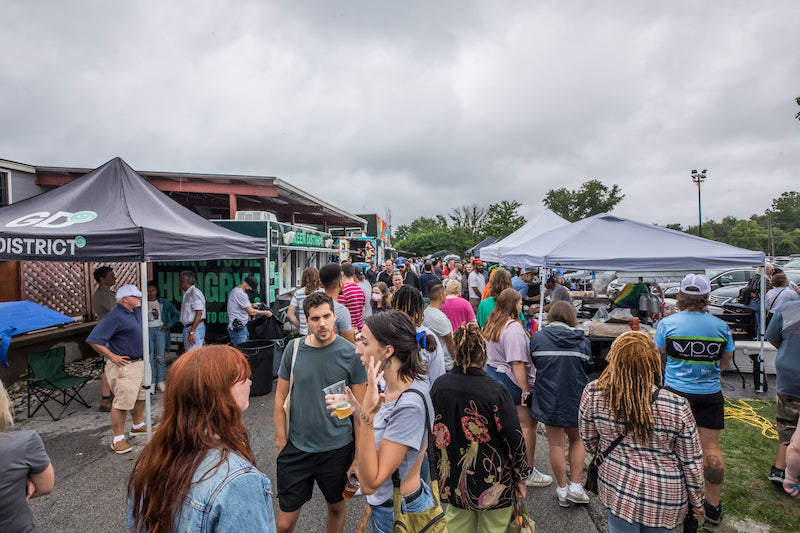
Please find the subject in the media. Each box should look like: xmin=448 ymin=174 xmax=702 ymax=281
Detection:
xmin=86 ymin=284 xmax=147 ymax=454
xmin=654 ymin=273 xmax=734 ymax=526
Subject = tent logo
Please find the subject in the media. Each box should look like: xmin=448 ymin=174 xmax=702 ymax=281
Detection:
xmin=5 ymin=210 xmax=98 ymax=229
xmin=74 ymin=236 xmax=86 ymax=248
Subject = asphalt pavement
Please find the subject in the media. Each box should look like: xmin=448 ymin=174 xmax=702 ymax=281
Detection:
xmin=21 ymin=366 xmax=772 ymax=533
xmin=22 ymin=377 xmax=603 ymax=533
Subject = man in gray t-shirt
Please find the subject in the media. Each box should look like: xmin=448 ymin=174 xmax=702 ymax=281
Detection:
xmin=226 ymin=275 xmax=272 ymax=348
xmin=532 ymin=276 xmax=574 ymax=313
xmin=273 ymin=291 xmax=367 ymax=532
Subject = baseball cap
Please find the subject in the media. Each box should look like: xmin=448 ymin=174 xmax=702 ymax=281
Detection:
xmin=521 ymin=268 xmax=536 ymax=275
xmin=680 ymin=274 xmax=711 ymax=295
xmin=116 ymin=284 xmax=142 ymax=299
xmin=395 ymin=257 xmax=407 ymax=266
xmin=472 ymin=258 xmax=483 ymax=266
xmin=546 ymin=275 xmax=556 ymax=283
xmin=245 ymin=275 xmax=259 ymax=291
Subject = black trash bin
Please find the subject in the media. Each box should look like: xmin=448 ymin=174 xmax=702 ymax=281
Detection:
xmin=237 ymin=340 xmax=275 ymax=396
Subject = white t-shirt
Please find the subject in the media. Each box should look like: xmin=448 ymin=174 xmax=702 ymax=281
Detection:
xmin=358 ymin=280 xmax=373 ymax=320
xmin=417 ymin=325 xmax=445 ymax=386
xmin=468 ymin=271 xmax=486 ymax=299
xmin=180 ymin=285 xmax=207 ymax=325
xmin=422 ymin=307 xmax=453 ymax=371
xmin=227 ymin=286 xmax=252 ymax=328
xmin=147 ymin=300 xmax=163 ymax=328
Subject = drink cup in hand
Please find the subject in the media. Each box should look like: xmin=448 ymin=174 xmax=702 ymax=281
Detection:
xmin=323 ymin=380 xmax=352 ymax=419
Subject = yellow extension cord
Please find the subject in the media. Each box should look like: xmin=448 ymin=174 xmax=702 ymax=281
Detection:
xmin=724 ymin=397 xmax=778 ymax=440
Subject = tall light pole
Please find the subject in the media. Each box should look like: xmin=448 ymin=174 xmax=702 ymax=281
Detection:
xmin=691 ymin=169 xmax=707 ymax=237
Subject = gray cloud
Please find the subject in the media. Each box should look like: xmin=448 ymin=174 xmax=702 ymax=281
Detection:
xmin=1 ymin=0 xmax=798 ymax=231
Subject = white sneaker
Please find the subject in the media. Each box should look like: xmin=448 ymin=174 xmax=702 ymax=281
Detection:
xmin=526 ymin=468 xmax=553 ymax=487
xmin=157 ymin=382 xmax=166 ymax=392
xmin=566 ymin=484 xmax=589 ymax=504
xmin=556 ymin=488 xmax=570 ymax=507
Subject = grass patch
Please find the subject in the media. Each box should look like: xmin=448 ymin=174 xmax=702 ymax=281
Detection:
xmin=721 ymin=398 xmax=799 ymax=533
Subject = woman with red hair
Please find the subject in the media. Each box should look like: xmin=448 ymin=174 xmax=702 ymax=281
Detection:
xmin=128 ymin=345 xmax=276 ymax=532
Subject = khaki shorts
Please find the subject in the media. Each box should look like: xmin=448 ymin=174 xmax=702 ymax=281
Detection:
xmin=776 ymin=393 xmax=800 ymax=445
xmin=105 ymin=359 xmax=145 ymax=411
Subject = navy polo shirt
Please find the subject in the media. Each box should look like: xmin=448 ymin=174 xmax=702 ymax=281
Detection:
xmin=86 ymin=303 xmax=144 ymax=359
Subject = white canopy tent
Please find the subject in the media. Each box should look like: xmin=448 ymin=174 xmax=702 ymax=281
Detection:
xmin=478 ymin=210 xmax=568 ymax=263
xmin=496 ymin=214 xmax=768 ymax=391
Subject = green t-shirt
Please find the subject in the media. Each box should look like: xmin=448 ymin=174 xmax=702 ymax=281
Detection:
xmin=279 ymin=335 xmax=367 ymax=453
xmin=477 ymin=297 xmax=525 ymax=327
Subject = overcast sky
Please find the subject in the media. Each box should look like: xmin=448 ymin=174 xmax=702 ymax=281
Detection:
xmin=1 ymin=1 xmax=798 ymax=231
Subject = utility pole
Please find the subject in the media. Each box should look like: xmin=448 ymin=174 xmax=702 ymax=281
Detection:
xmin=691 ymin=169 xmax=707 ymax=237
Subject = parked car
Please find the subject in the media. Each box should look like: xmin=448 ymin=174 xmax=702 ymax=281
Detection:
xmin=708 ymin=268 xmax=756 ymax=291
xmin=783 ymin=259 xmax=800 ymax=270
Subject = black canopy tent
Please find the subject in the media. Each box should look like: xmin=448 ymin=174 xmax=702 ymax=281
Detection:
xmin=0 ymin=157 xmax=267 ymax=436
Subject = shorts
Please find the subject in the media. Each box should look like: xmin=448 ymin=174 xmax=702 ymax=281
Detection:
xmin=276 ymin=440 xmax=354 ymax=512
xmin=105 ymin=359 xmax=146 ymax=411
xmin=485 ymin=365 xmax=522 ymax=406
xmin=776 ymin=393 xmax=800 ymax=444
xmin=665 ymin=387 xmax=724 ymax=430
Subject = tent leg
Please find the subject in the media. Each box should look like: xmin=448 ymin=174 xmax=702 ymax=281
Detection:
xmin=141 ymin=263 xmax=153 ymax=439
xmin=757 ymin=257 xmax=766 ymax=393
xmin=538 ymin=268 xmax=546 ymax=326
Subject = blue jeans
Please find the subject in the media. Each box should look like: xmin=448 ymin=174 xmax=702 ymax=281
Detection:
xmin=607 ymin=510 xmax=674 ymax=533
xmin=148 ymin=326 xmax=166 ymax=385
xmin=228 ymin=327 xmax=249 ymax=347
xmin=183 ymin=322 xmax=206 ymax=352
xmin=370 ymin=481 xmax=436 ymax=533
xmin=485 ymin=365 xmax=523 ymax=406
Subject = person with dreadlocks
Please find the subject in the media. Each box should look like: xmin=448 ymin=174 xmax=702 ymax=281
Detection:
xmin=579 ymin=331 xmax=704 ymax=533
xmin=391 ymin=285 xmax=445 ymax=386
xmin=430 ymin=323 xmax=530 ymax=532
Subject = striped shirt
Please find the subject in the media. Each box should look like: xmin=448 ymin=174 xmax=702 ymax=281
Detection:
xmin=338 ymin=282 xmax=365 ymax=331
xmin=579 ymin=381 xmax=704 ymax=529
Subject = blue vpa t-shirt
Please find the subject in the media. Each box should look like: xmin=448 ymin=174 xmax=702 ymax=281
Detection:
xmin=655 ymin=311 xmax=734 ymax=394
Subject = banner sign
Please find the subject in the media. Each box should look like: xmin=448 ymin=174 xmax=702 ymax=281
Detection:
xmin=152 ymin=259 xmax=266 ymax=340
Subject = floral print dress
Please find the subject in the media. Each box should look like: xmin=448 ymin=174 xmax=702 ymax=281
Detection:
xmin=430 ymin=367 xmax=531 ymax=510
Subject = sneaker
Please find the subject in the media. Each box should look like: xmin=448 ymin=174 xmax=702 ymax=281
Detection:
xmin=99 ymin=397 xmax=113 ymax=412
xmin=526 ymin=468 xmax=553 ymax=487
xmin=566 ymin=484 xmax=590 ymax=504
xmin=703 ymin=500 xmax=723 ymax=526
xmin=129 ymin=425 xmax=149 ymax=438
xmin=769 ymin=465 xmax=786 ymax=484
xmin=111 ymin=439 xmax=132 ymax=454
xmin=157 ymin=382 xmax=166 ymax=392
xmin=556 ymin=489 xmax=570 ymax=508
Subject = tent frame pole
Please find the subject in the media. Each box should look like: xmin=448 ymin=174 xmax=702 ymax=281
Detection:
xmin=141 ymin=262 xmax=153 ymax=439
xmin=538 ymin=267 xmax=546 ymax=326
xmin=757 ymin=258 xmax=766 ymax=393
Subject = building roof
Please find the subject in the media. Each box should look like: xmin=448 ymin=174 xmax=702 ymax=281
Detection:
xmin=31 ymin=163 xmax=365 ymax=229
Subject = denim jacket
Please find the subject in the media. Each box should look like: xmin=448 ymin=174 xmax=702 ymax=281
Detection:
xmin=129 ymin=449 xmax=276 ymax=532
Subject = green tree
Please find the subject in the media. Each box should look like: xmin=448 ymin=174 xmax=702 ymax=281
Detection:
xmin=482 ymin=200 xmax=526 ymax=239
xmin=665 ymin=223 xmax=683 ymax=231
xmin=448 ymin=204 xmax=487 ymax=239
xmin=727 ymin=219 xmax=768 ymax=251
xmin=542 ymin=179 xmax=625 ymax=222
xmin=394 ymin=216 xmax=445 ymax=242
xmin=770 ymin=191 xmax=800 ymax=232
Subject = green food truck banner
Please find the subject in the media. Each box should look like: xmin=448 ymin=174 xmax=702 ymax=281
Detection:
xmin=152 ymin=259 xmax=266 ymax=340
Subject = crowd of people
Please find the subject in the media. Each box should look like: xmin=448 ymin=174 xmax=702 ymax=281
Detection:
xmin=5 ymin=257 xmax=800 ymax=533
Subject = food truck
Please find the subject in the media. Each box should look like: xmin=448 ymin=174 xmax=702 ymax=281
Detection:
xmin=151 ymin=219 xmax=333 ymax=340
xmin=332 ymin=213 xmax=393 ymax=266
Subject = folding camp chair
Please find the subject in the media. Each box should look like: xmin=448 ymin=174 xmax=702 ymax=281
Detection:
xmin=27 ymin=347 xmax=91 ymax=421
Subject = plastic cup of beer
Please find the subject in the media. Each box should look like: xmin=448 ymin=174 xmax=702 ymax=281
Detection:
xmin=323 ymin=380 xmax=352 ymax=419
